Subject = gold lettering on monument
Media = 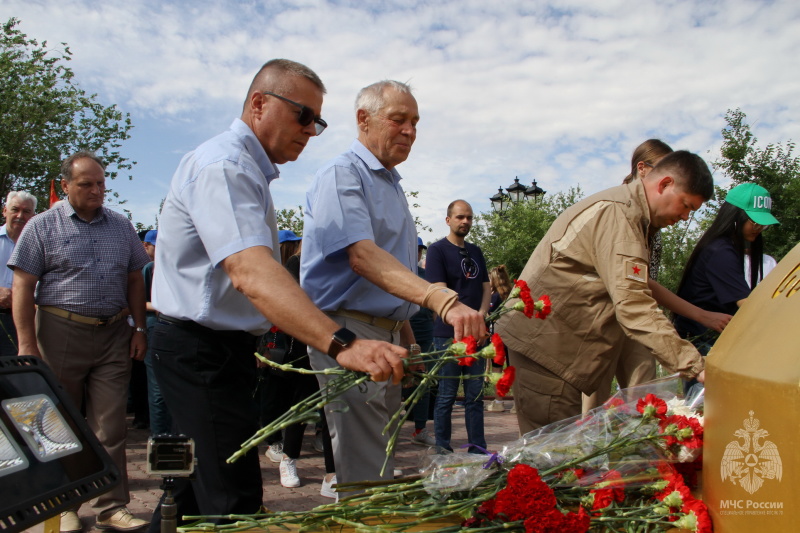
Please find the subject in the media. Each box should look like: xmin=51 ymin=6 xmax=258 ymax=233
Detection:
xmin=771 ymin=263 xmax=800 ymax=299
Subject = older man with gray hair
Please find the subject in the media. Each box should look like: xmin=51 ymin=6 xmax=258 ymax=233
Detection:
xmin=0 ymin=190 xmax=37 ymax=356
xmin=301 ymin=80 xmax=486 ymax=490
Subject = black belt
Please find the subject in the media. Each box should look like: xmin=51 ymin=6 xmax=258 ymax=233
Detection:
xmin=157 ymin=314 xmax=255 ymax=340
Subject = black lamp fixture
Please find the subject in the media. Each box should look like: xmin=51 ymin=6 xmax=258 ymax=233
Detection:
xmin=505 ymin=177 xmax=528 ymax=204
xmin=525 ymin=179 xmax=546 ymax=202
xmin=489 ymin=187 xmax=510 ymax=213
xmin=490 ymin=176 xmax=546 ymax=213
xmin=0 ymin=356 xmax=119 ymax=533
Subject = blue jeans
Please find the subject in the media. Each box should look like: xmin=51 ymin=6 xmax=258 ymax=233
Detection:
xmin=432 ymin=337 xmax=486 ymax=453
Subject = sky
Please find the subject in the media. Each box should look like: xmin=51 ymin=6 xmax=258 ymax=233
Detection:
xmin=4 ymin=0 xmax=800 ymax=239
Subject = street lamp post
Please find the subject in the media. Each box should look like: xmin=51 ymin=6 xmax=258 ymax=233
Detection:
xmin=490 ymin=177 xmax=546 ymax=213
xmin=525 ymin=179 xmax=546 ymax=203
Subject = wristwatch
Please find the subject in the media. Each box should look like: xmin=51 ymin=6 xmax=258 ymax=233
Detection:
xmin=134 ymin=326 xmax=146 ymax=334
xmin=328 ymin=327 xmax=357 ymax=359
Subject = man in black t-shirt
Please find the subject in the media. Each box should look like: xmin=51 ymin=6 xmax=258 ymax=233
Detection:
xmin=425 ymin=200 xmax=490 ymax=453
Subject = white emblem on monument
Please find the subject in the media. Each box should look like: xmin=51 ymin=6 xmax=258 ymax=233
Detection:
xmin=721 ymin=411 xmax=783 ymax=494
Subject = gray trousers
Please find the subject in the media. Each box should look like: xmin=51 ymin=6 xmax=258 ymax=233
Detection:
xmin=308 ymin=315 xmax=401 ymax=491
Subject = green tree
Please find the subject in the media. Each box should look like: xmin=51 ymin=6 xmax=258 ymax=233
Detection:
xmin=0 ymin=18 xmax=134 ymax=210
xmin=406 ymin=190 xmax=431 ymax=235
xmin=471 ymin=186 xmax=584 ymax=278
xmin=277 ymin=205 xmax=304 ymax=235
xmin=712 ymin=108 xmax=800 ymax=260
xmin=656 ymin=217 xmax=704 ymax=294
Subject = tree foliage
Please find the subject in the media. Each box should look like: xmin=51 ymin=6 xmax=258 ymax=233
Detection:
xmin=710 ymin=108 xmax=800 ymax=260
xmin=0 ymin=18 xmax=134 ymax=210
xmin=277 ymin=205 xmax=304 ymax=235
xmin=470 ymin=186 xmax=584 ymax=278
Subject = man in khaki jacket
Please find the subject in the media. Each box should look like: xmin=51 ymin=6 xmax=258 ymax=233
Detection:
xmin=496 ymin=151 xmax=713 ymax=433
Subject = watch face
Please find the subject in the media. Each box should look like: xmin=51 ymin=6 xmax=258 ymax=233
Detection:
xmin=333 ymin=328 xmax=356 ymax=347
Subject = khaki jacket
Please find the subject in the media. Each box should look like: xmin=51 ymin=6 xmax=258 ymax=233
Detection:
xmin=496 ymin=179 xmax=703 ymax=394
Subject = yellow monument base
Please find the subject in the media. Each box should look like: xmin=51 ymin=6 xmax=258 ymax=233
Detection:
xmin=703 ymin=242 xmax=800 ymax=532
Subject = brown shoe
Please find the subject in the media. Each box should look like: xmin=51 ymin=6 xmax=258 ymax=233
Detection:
xmin=95 ymin=508 xmax=148 ymax=532
xmin=60 ymin=511 xmax=82 ymax=533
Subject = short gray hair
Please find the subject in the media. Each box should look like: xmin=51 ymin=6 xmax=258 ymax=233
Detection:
xmin=6 ymin=191 xmax=37 ymax=210
xmin=355 ymin=80 xmax=413 ymax=115
xmin=61 ymin=151 xmax=105 ymax=182
xmin=244 ymin=59 xmax=326 ymax=109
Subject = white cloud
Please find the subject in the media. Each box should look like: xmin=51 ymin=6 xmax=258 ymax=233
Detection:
xmin=4 ymin=0 xmax=799 ymax=233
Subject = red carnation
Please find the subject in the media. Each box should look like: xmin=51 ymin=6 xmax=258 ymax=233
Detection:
xmin=534 ymin=294 xmax=552 ymax=320
xmin=659 ymin=414 xmax=703 ymax=449
xmin=636 ymin=393 xmax=668 ymax=420
xmin=496 ymin=366 xmax=516 ymax=398
xmin=680 ymin=499 xmax=713 ymax=533
xmin=458 ymin=356 xmax=477 ymax=367
xmin=458 ymin=335 xmax=479 ymax=355
xmin=589 ymin=470 xmax=625 ymax=512
xmin=491 ymin=333 xmax=506 ymax=365
xmin=603 ymin=397 xmax=625 ymax=410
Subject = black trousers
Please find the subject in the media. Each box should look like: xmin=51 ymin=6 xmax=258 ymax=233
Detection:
xmin=0 ymin=312 xmax=18 ymax=357
xmin=147 ymin=320 xmax=262 ymax=532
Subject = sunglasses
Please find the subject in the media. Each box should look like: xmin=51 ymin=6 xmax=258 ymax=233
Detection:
xmin=262 ymin=91 xmax=327 ymax=135
xmin=748 ymin=218 xmax=768 ymax=232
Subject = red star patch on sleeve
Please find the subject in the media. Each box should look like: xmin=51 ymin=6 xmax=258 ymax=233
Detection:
xmin=625 ymin=260 xmax=647 ymax=282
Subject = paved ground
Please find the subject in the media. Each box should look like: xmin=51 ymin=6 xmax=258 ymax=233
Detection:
xmin=26 ymin=401 xmax=521 ymax=532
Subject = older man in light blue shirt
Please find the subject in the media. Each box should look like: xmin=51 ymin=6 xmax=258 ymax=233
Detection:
xmin=0 ymin=191 xmax=36 ymax=356
xmin=302 ymin=80 xmax=486 ymax=490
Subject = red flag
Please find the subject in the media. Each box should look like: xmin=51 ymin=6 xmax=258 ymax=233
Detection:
xmin=49 ymin=179 xmax=59 ymax=207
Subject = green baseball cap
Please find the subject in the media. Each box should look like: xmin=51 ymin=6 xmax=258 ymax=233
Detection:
xmin=724 ymin=183 xmax=779 ymax=226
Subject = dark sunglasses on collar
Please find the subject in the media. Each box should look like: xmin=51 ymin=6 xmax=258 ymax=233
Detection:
xmin=262 ymin=91 xmax=327 ymax=135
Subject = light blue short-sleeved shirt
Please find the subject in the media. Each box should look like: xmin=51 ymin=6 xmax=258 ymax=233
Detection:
xmin=0 ymin=226 xmax=15 ymax=289
xmin=152 ymin=118 xmax=281 ymax=334
xmin=300 ymin=139 xmax=419 ymax=321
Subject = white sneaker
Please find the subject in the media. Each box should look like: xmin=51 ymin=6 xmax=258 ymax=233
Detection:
xmin=265 ymin=442 xmax=283 ymax=463
xmin=486 ymin=400 xmax=505 ymax=412
xmin=393 ymin=468 xmax=403 ymax=478
xmin=279 ymin=457 xmax=301 ymax=488
xmin=320 ymin=474 xmax=337 ymax=499
xmin=410 ymin=428 xmax=436 ymax=446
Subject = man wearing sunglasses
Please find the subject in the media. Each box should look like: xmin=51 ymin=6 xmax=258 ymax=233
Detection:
xmin=301 ymin=81 xmax=486 ymax=491
xmin=148 ymin=61 xmax=407 ymax=531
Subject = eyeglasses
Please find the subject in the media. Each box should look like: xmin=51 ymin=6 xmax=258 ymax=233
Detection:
xmin=262 ymin=91 xmax=327 ymax=135
xmin=749 ymin=218 xmax=768 ymax=232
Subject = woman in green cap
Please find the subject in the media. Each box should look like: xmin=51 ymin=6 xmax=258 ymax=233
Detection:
xmin=673 ymin=182 xmax=779 ymax=393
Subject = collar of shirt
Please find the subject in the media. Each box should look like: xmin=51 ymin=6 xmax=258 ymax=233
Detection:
xmin=59 ymin=199 xmax=108 ymax=224
xmin=629 ymin=179 xmax=652 ymax=238
xmin=349 ymin=139 xmax=403 ymax=184
xmin=0 ymin=224 xmax=9 ymax=239
xmin=230 ymin=118 xmax=280 ymax=184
